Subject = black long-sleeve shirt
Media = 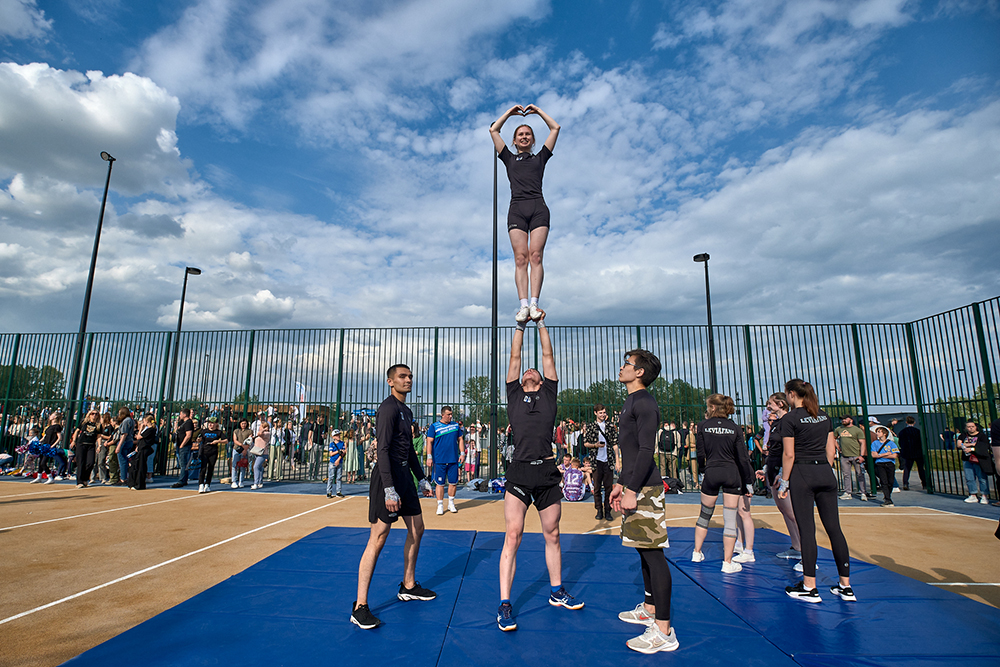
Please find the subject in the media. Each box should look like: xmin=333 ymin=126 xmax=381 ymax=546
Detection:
xmin=696 ymin=417 xmax=753 ymax=488
xmin=617 ymin=389 xmax=662 ymax=493
xmin=375 ymin=394 xmax=425 ymax=488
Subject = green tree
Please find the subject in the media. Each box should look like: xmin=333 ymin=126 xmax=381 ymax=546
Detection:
xmin=824 ymin=400 xmax=860 ymax=419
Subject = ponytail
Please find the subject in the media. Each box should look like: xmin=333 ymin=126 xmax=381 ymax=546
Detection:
xmin=784 ymin=379 xmax=819 ymax=417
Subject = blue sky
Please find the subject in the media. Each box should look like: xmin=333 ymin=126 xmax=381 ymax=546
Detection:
xmin=0 ymin=0 xmax=998 ymax=333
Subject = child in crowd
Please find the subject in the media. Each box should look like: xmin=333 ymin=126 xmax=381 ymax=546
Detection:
xmin=871 ymin=426 xmax=899 ymax=507
xmin=562 ymin=457 xmax=586 ymax=502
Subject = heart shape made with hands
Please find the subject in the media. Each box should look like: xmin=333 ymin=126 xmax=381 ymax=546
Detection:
xmin=517 ymin=105 xmax=535 ymax=116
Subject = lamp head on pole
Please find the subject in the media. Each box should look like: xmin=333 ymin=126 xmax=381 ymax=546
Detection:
xmin=693 ymin=253 xmax=710 ymax=263
xmin=186 ymin=267 xmax=202 ymax=276
xmin=100 ymin=151 xmax=116 ymax=162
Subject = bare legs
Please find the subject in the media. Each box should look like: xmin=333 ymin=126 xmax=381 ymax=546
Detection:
xmin=509 ymin=227 xmax=548 ymax=301
xmin=499 ymin=493 xmax=561 ymax=599
xmin=771 ymin=477 xmax=802 ymax=551
xmin=356 ymin=514 xmax=425 ymax=606
xmin=736 ymin=494 xmax=754 ymax=552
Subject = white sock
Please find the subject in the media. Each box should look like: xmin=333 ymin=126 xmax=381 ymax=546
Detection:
xmin=448 ymin=496 xmax=455 ymax=505
xmin=529 ymin=297 xmax=538 ymax=307
xmin=520 ymin=298 xmax=528 ymax=308
xmin=437 ymin=499 xmax=443 ymax=506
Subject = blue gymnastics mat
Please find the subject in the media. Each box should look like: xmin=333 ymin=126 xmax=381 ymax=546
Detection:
xmin=63 ymin=527 xmax=1000 ymax=667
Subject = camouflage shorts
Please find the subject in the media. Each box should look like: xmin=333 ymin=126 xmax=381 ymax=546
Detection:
xmin=621 ymin=485 xmax=669 ymax=549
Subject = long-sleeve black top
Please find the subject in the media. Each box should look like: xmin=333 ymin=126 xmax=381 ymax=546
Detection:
xmin=616 ymin=389 xmax=662 ymax=493
xmin=375 ymin=394 xmax=425 ymax=488
xmin=696 ymin=417 xmax=754 ymax=488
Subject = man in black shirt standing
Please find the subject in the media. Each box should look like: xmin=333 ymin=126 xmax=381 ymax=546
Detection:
xmin=611 ymin=349 xmax=679 ymax=654
xmin=170 ymin=409 xmax=194 ymax=488
xmin=352 ymin=364 xmax=435 ymax=630
xmin=897 ymin=416 xmax=925 ymax=491
xmin=497 ymin=310 xmax=583 ymax=633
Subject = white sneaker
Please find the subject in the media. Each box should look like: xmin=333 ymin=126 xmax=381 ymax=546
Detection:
xmin=721 ymin=560 xmax=742 ymax=574
xmin=626 ymin=625 xmax=679 ymax=654
xmin=794 ymin=560 xmax=812 ymax=572
xmin=839 ymin=492 xmax=851 ymax=500
xmin=733 ymin=550 xmax=755 ymax=564
xmin=45 ymin=476 xmax=54 ymax=484
xmin=691 ymin=550 xmax=705 ymax=563
xmin=514 ymin=305 xmax=531 ymax=323
xmin=859 ymin=493 xmax=868 ymax=502
xmin=448 ymin=502 xmax=457 ymax=513
xmin=239 ymin=482 xmax=245 ymax=488
xmin=964 ymin=495 xmax=979 ymax=503
xmin=54 ymin=475 xmax=64 ymax=481
xmin=198 ymin=484 xmax=205 ymax=494
xmin=980 ymin=496 xmax=990 ymax=505
xmin=618 ymin=602 xmax=655 ymax=626
xmin=29 ymin=476 xmax=42 ymax=484
xmin=734 ymin=541 xmax=744 ymax=554
xmin=528 ymin=303 xmax=543 ymax=320
xmin=232 ymin=482 xmax=239 ymax=489
xmin=776 ymin=548 xmax=800 ymax=560
xmin=205 ymin=484 xmax=211 ymax=493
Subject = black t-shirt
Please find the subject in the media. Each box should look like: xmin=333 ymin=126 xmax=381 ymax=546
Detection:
xmin=991 ymin=418 xmax=1000 ymax=448
xmin=175 ymin=418 xmax=193 ymax=448
xmin=138 ymin=425 xmax=157 ymax=448
xmin=617 ymin=389 xmax=662 ymax=492
xmin=313 ymin=422 xmax=327 ymax=447
xmin=199 ymin=428 xmax=224 ymax=449
xmin=77 ymin=421 xmax=100 ymax=447
xmin=300 ymin=422 xmax=313 ymax=443
xmin=506 ymin=378 xmax=558 ymax=462
xmin=696 ymin=417 xmax=753 ymax=486
xmin=42 ymin=424 xmax=62 ymax=445
xmin=766 ymin=415 xmax=785 ymax=462
xmin=898 ymin=425 xmax=922 ymax=458
xmin=498 ymin=145 xmax=552 ymax=201
xmin=776 ymin=407 xmax=833 ymax=462
xmin=375 ymin=395 xmax=424 ymax=487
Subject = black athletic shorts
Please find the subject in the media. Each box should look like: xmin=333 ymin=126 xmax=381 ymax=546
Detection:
xmin=700 ymin=465 xmax=742 ymax=496
xmin=369 ymin=461 xmax=422 ymax=524
xmin=505 ymin=459 xmax=562 ymax=511
xmin=507 ymin=198 xmax=550 ymax=233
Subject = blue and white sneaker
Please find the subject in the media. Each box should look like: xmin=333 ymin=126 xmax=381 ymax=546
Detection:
xmin=549 ymin=587 xmax=584 ymax=610
xmin=497 ymin=602 xmax=517 ymax=631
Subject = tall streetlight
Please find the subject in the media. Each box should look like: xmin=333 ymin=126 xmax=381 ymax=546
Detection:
xmin=693 ymin=253 xmax=718 ymax=394
xmin=166 ymin=266 xmax=202 ymax=413
xmin=489 ymin=142 xmax=499 ymax=478
xmin=65 ymin=151 xmax=115 ymax=441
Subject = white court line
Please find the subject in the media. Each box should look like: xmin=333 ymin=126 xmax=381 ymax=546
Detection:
xmin=908 ymin=506 xmax=998 ymax=522
xmin=0 ymin=486 xmax=77 ymax=500
xmin=930 ymin=582 xmax=1000 ymax=586
xmin=0 ymin=494 xmax=200 ymax=531
xmin=0 ymin=496 xmax=351 ymax=627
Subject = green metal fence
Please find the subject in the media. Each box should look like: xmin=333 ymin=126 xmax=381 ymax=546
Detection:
xmin=1 ymin=297 xmax=997 ymax=496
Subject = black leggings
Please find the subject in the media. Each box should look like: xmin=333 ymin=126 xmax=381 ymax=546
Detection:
xmin=637 ymin=548 xmax=672 ymax=621
xmin=76 ymin=444 xmax=96 ymax=484
xmin=789 ymin=462 xmax=851 ymax=579
xmin=199 ymin=446 xmax=219 ymax=485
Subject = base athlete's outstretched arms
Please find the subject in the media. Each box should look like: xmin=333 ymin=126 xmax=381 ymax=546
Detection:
xmin=491 ymin=105 xmax=525 ymax=153
xmin=536 ymin=310 xmax=557 ymax=382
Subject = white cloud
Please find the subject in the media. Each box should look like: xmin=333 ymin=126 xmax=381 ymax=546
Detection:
xmin=0 ymin=0 xmax=52 ymax=40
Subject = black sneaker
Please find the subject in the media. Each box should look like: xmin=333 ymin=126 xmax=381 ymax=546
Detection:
xmin=785 ymin=581 xmax=821 ymax=603
xmin=595 ymin=509 xmax=604 ymax=520
xmin=398 ymin=581 xmax=436 ymax=601
xmin=604 ymin=509 xmax=615 ymax=520
xmin=351 ymin=602 xmax=381 ymax=629
xmin=830 ymin=585 xmax=857 ymax=601
xmin=171 ymin=482 xmax=186 ymax=488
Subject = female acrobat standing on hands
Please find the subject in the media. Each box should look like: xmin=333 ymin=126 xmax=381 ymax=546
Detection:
xmin=490 ymin=104 xmax=560 ymax=323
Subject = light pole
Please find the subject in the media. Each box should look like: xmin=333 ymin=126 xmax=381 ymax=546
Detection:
xmin=490 ymin=141 xmax=499 ymax=478
xmin=693 ymin=253 xmax=717 ymax=394
xmin=166 ymin=266 xmax=202 ymax=414
xmin=65 ymin=151 xmax=115 ymax=442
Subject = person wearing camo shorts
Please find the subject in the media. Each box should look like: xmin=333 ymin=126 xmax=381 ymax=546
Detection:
xmin=610 ymin=349 xmax=679 ymax=654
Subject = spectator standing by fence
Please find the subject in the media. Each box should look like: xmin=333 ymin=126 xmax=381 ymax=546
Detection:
xmin=114 ymin=408 xmax=136 ymax=485
xmin=231 ymin=418 xmax=252 ymax=488
xmin=583 ymin=404 xmax=619 ymax=521
xmin=960 ymin=422 xmax=993 ymax=504
xmin=70 ymin=410 xmax=100 ymax=488
xmin=171 ymin=409 xmax=194 ymax=488
xmin=327 ymin=429 xmax=345 ymax=498
xmin=129 ymin=415 xmax=157 ymax=490
xmin=871 ymin=426 xmax=899 ymax=506
xmin=897 ymin=416 xmax=925 ymax=491
xmin=835 ymin=415 xmax=868 ymax=501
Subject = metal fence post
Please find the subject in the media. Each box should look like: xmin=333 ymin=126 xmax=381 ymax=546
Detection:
xmin=1 ymin=334 xmax=21 ymax=451
xmin=335 ymin=328 xmax=345 ymax=428
xmin=850 ymin=324 xmax=876 ymax=485
xmin=743 ymin=325 xmax=759 ymax=428
xmin=76 ymin=332 xmax=95 ymax=423
xmin=242 ymin=330 xmax=256 ymax=419
xmin=905 ymin=322 xmax=934 ymax=493
xmin=433 ymin=327 xmax=439 ymax=417
xmin=636 ymin=326 xmax=642 ymax=350
xmin=972 ymin=302 xmax=998 ymax=424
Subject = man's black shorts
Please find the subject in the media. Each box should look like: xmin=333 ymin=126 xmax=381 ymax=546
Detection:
xmin=700 ymin=465 xmax=742 ymax=496
xmin=507 ymin=198 xmax=550 ymax=233
xmin=369 ymin=462 xmax=422 ymax=524
xmin=505 ymin=459 xmax=562 ymax=511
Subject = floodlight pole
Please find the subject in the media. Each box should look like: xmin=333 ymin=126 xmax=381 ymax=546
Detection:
xmin=490 ymin=144 xmax=499 ymax=479
xmin=694 ymin=253 xmax=718 ymax=394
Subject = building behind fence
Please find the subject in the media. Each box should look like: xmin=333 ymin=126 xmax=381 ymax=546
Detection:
xmin=1 ymin=297 xmax=997 ymax=496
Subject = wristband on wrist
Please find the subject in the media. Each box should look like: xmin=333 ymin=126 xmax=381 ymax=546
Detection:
xmin=385 ymin=486 xmax=400 ymax=503
xmin=777 ymin=478 xmax=789 ymax=494
xmin=515 ymin=321 xmax=526 ymax=332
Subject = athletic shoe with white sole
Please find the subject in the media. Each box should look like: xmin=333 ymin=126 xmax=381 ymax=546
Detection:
xmin=734 ymin=541 xmax=744 ymax=554
xmin=448 ymin=502 xmax=458 ymax=513
xmin=618 ymin=603 xmax=655 ymax=626
xmin=231 ymin=482 xmax=238 ymax=489
xmin=786 ymin=581 xmax=821 ymax=603
xmin=351 ymin=602 xmax=381 ymax=629
xmin=514 ymin=305 xmax=531 ymax=323
xmin=626 ymin=625 xmax=679 ymax=654
xmin=980 ymin=496 xmax=989 ymax=505
xmin=793 ymin=560 xmax=803 ymax=572
xmin=859 ymin=493 xmax=868 ymax=501
xmin=497 ymin=602 xmax=517 ymax=631
xmin=528 ymin=304 xmax=543 ymax=320
xmin=398 ymin=581 xmax=437 ymax=601
xmin=839 ymin=492 xmax=852 ymax=500
xmin=691 ymin=550 xmax=705 ymax=563
xmin=964 ymin=494 xmax=979 ymax=503
xmin=549 ymin=587 xmax=584 ymax=609
xmin=733 ymin=550 xmax=755 ymax=564
xmin=721 ymin=560 xmax=743 ymax=574
xmin=776 ymin=548 xmax=801 ymax=560
xmin=436 ymin=504 xmax=444 ymax=515
xmin=830 ymin=585 xmax=857 ymax=601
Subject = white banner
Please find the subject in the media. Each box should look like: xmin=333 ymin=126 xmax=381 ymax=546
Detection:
xmin=295 ymin=381 xmax=307 ymax=422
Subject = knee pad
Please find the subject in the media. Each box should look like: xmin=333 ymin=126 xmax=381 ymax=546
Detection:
xmin=723 ymin=507 xmax=738 ymax=538
xmin=696 ymin=503 xmax=715 ymax=529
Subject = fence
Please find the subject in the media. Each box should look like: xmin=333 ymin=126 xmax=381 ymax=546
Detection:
xmin=1 ymin=296 xmax=997 ymax=497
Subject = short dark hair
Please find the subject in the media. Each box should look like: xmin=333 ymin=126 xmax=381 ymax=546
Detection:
xmin=624 ymin=349 xmax=661 ymax=387
xmin=906 ymin=416 xmax=915 ymax=424
xmin=387 ymin=363 xmax=410 ymax=378
xmin=441 ymin=406 xmax=453 ymax=413
xmin=593 ymin=403 xmax=607 ymax=413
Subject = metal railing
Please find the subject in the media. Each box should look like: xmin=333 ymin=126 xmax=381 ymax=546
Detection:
xmin=1 ymin=297 xmax=997 ymax=497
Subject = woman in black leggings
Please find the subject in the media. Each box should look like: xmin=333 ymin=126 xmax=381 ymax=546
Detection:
xmin=776 ymin=379 xmax=855 ymax=603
